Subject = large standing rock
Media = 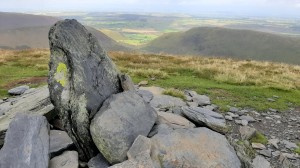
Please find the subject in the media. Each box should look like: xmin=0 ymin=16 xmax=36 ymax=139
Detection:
xmin=0 ymin=114 xmax=49 ymax=168
xmin=182 ymin=106 xmax=228 ymax=134
xmin=48 ymin=19 xmax=122 ymax=161
xmin=90 ymin=91 xmax=157 ymax=164
xmin=151 ymin=128 xmax=241 ymax=168
xmin=0 ymin=86 xmax=54 ymax=146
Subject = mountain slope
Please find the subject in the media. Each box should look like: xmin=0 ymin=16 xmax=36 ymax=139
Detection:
xmin=142 ymin=27 xmax=300 ymax=64
xmin=0 ymin=12 xmax=129 ymax=51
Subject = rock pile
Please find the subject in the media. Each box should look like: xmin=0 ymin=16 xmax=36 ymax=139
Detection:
xmin=0 ymin=19 xmax=275 ymax=168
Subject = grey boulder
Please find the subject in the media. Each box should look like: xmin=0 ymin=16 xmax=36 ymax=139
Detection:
xmin=90 ymin=91 xmax=157 ymax=164
xmin=192 ymin=94 xmax=211 ymax=106
xmin=137 ymin=89 xmax=153 ymax=103
xmin=88 ymin=153 xmax=110 ymax=168
xmin=0 ymin=114 xmax=49 ymax=168
xmin=49 ymin=151 xmax=78 ymax=168
xmin=8 ymin=85 xmax=29 ymax=95
xmin=157 ymin=112 xmax=195 ymax=129
xmin=48 ymin=19 xmax=122 ymax=161
xmin=151 ymin=128 xmax=241 ymax=168
xmin=252 ymin=155 xmax=271 ymax=168
xmin=50 ymin=130 xmax=74 ymax=157
xmin=239 ymin=126 xmax=256 ymax=140
xmin=182 ymin=106 xmax=228 ymax=134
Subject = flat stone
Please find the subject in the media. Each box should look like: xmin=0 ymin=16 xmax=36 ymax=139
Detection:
xmin=229 ymin=107 xmax=239 ymax=113
xmin=203 ymin=104 xmax=218 ymax=111
xmin=192 ymin=94 xmax=211 ymax=106
xmin=157 ymin=112 xmax=195 ymax=129
xmin=252 ymin=143 xmax=266 ymax=150
xmin=150 ymin=95 xmax=186 ymax=108
xmin=252 ymin=155 xmax=271 ymax=168
xmin=88 ymin=153 xmax=110 ymax=168
xmin=8 ymin=85 xmax=29 ymax=95
xmin=90 ymin=91 xmax=157 ymax=164
xmin=137 ymin=89 xmax=153 ymax=103
xmin=272 ymin=151 xmax=281 ymax=157
xmin=50 ymin=130 xmax=74 ymax=157
xmin=225 ymin=115 xmax=233 ymax=121
xmin=182 ymin=106 xmax=227 ymax=134
xmin=239 ymin=126 xmax=256 ymax=140
xmin=239 ymin=115 xmax=256 ymax=123
xmin=49 ymin=151 xmax=78 ymax=168
xmin=268 ymin=139 xmax=279 ymax=149
xmin=151 ymin=128 xmax=241 ymax=168
xmin=281 ymin=140 xmax=298 ymax=150
xmin=258 ymin=149 xmax=272 ymax=158
xmin=0 ymin=86 xmax=54 ymax=146
xmin=0 ymin=114 xmax=49 ymax=168
xmin=241 ymin=120 xmax=248 ymax=126
xmin=48 ymin=19 xmax=122 ymax=161
xmin=227 ymin=112 xmax=239 ymax=118
xmin=138 ymin=80 xmax=148 ymax=86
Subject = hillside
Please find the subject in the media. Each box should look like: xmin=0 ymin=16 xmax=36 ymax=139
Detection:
xmin=142 ymin=27 xmax=300 ymax=64
xmin=0 ymin=12 xmax=129 ymax=51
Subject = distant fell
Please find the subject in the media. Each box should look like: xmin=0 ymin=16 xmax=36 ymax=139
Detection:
xmin=0 ymin=12 xmax=129 ymax=51
xmin=142 ymin=27 xmax=300 ymax=64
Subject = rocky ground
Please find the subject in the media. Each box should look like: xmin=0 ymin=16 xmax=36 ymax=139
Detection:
xmin=0 ymin=19 xmax=299 ymax=168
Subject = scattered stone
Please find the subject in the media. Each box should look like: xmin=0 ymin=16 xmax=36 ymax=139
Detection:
xmin=119 ymin=74 xmax=135 ymax=91
xmin=0 ymin=99 xmax=3 ymax=104
xmin=138 ymin=80 xmax=148 ymax=86
xmin=0 ymin=114 xmax=49 ymax=168
xmin=48 ymin=19 xmax=122 ymax=161
xmin=239 ymin=126 xmax=256 ymax=140
xmin=50 ymin=130 xmax=74 ymax=157
xmin=241 ymin=120 xmax=248 ymax=126
xmin=137 ymin=89 xmax=153 ymax=103
xmin=268 ymin=139 xmax=279 ymax=149
xmin=184 ymin=90 xmax=198 ymax=97
xmin=90 ymin=91 xmax=157 ymax=164
xmin=157 ymin=112 xmax=195 ymax=129
xmin=281 ymin=140 xmax=298 ymax=150
xmin=227 ymin=112 xmax=239 ymax=118
xmin=279 ymin=153 xmax=297 ymax=161
xmin=182 ymin=106 xmax=228 ymax=134
xmin=203 ymin=104 xmax=218 ymax=111
xmin=150 ymin=95 xmax=186 ymax=108
xmin=269 ymin=108 xmax=278 ymax=113
xmin=258 ymin=149 xmax=272 ymax=158
xmin=272 ymin=151 xmax=281 ymax=157
xmin=252 ymin=143 xmax=266 ymax=150
xmin=0 ymin=86 xmax=54 ymax=146
xmin=230 ymin=107 xmax=239 ymax=113
xmin=225 ymin=115 xmax=233 ymax=121
xmin=8 ymin=85 xmax=29 ymax=95
xmin=239 ymin=115 xmax=256 ymax=123
xmin=192 ymin=94 xmax=211 ymax=106
xmin=252 ymin=155 xmax=271 ymax=168
xmin=49 ymin=151 xmax=78 ymax=168
xmin=151 ymin=127 xmax=241 ymax=168
xmin=88 ymin=153 xmax=110 ymax=168
xmin=267 ymin=98 xmax=276 ymax=102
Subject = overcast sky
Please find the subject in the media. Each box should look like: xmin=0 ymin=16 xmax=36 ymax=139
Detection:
xmin=1 ymin=0 xmax=300 ymax=18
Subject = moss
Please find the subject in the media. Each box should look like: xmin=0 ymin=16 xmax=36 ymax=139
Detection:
xmin=250 ymin=132 xmax=268 ymax=145
xmin=294 ymin=143 xmax=300 ymax=154
xmin=55 ymin=62 xmax=67 ymax=87
xmin=163 ymin=88 xmax=186 ymax=100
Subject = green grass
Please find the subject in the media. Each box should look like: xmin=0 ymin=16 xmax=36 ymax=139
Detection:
xmin=294 ymin=143 xmax=300 ymax=154
xmin=250 ymin=132 xmax=268 ymax=145
xmin=162 ymin=88 xmax=186 ymax=100
xmin=120 ymin=33 xmax=159 ymax=45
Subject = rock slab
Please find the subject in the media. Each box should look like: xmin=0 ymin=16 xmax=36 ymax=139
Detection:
xmin=8 ymin=85 xmax=29 ymax=95
xmin=0 ymin=86 xmax=54 ymax=146
xmin=182 ymin=106 xmax=227 ymax=133
xmin=0 ymin=114 xmax=49 ymax=168
xmin=90 ymin=91 xmax=157 ymax=164
xmin=48 ymin=19 xmax=122 ymax=161
xmin=49 ymin=151 xmax=78 ymax=168
xmin=50 ymin=130 xmax=74 ymax=157
xmin=151 ymin=127 xmax=241 ymax=168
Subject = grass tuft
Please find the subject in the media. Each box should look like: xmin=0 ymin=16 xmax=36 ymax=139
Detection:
xmin=250 ymin=132 xmax=268 ymax=145
xmin=162 ymin=88 xmax=186 ymax=100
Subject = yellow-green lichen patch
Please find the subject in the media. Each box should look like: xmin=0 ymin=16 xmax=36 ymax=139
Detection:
xmin=54 ymin=62 xmax=68 ymax=87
